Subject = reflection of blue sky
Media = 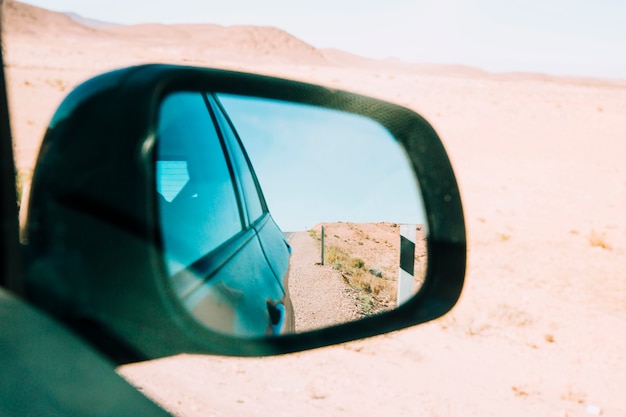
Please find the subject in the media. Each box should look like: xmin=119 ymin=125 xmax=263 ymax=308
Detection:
xmin=218 ymin=94 xmax=426 ymax=231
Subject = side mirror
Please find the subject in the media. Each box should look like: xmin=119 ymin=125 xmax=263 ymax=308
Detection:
xmin=23 ymin=65 xmax=465 ymax=362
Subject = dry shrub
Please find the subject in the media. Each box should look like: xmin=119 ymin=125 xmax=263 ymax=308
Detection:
xmin=323 ymin=244 xmax=395 ymax=314
xmin=588 ymin=230 xmax=612 ymax=250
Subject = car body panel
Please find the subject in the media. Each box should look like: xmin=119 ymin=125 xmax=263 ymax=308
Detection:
xmin=0 ymin=288 xmax=171 ymax=416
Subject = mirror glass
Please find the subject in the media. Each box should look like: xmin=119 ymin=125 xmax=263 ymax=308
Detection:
xmin=155 ymin=91 xmax=428 ymax=338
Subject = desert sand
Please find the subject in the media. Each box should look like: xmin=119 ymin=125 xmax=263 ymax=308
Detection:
xmin=3 ymin=1 xmax=626 ymax=416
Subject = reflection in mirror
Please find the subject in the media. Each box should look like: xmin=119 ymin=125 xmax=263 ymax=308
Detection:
xmin=155 ymin=91 xmax=427 ymax=339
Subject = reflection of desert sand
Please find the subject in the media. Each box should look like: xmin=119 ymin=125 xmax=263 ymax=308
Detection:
xmin=287 ymin=231 xmax=362 ymax=332
xmin=5 ymin=1 xmax=626 ymax=416
xmin=311 ymin=222 xmax=427 ymax=302
xmin=289 ymin=222 xmax=426 ymax=332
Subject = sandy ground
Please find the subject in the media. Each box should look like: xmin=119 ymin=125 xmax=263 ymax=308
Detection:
xmin=3 ymin=1 xmax=626 ymax=416
xmin=287 ymin=231 xmax=361 ymax=332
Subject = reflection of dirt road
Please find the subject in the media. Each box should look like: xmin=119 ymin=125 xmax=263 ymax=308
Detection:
xmin=287 ymin=232 xmax=360 ymax=333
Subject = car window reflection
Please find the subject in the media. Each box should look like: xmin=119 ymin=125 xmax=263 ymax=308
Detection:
xmin=156 ymin=92 xmax=242 ymax=275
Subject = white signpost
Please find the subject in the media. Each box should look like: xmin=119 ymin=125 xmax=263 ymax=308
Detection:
xmin=397 ymin=224 xmax=416 ymax=306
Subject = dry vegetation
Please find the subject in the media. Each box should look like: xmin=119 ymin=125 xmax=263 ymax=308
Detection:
xmin=588 ymin=229 xmax=612 ymax=250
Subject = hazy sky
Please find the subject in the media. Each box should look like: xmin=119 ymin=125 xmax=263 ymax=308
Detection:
xmin=20 ymin=0 xmax=626 ymax=80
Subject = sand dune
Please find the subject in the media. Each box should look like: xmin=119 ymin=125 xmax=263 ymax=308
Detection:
xmin=3 ymin=1 xmax=626 ymax=416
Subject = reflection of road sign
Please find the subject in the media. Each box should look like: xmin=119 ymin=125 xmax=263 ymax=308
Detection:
xmin=397 ymin=224 xmax=416 ymax=306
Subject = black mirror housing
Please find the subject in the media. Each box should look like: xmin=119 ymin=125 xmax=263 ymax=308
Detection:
xmin=24 ymin=65 xmax=465 ymax=363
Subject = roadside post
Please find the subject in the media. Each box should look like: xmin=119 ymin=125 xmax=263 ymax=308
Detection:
xmin=320 ymin=225 xmax=325 ymax=265
xmin=397 ymin=224 xmax=416 ymax=306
